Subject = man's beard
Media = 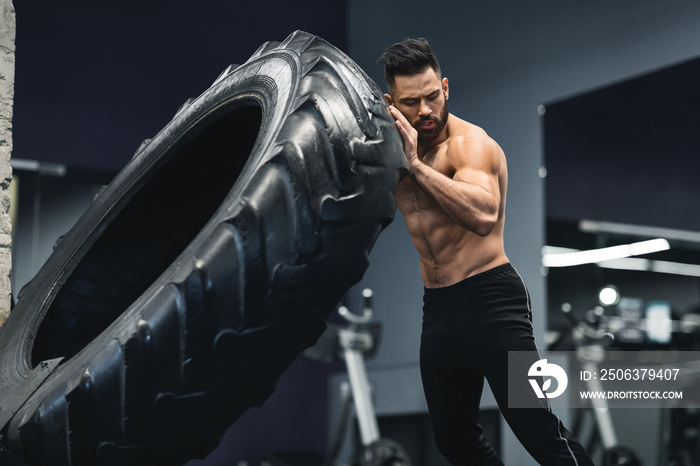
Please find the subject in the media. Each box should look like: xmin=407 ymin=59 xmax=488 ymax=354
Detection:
xmin=415 ymin=99 xmax=449 ymax=143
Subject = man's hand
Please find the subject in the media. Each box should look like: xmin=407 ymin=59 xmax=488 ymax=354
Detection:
xmin=389 ymin=106 xmax=420 ymax=169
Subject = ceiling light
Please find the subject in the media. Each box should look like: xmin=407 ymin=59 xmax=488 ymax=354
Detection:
xmin=542 ymin=238 xmax=670 ymax=268
xmin=598 ymin=285 xmax=620 ymax=306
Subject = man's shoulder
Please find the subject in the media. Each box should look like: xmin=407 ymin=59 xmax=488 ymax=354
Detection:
xmin=446 ymin=114 xmax=489 ymax=141
xmin=443 ymin=118 xmax=504 ymax=174
xmin=447 ymin=121 xmax=499 ymax=156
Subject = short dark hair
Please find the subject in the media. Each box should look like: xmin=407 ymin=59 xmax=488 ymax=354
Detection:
xmin=377 ymin=38 xmax=441 ymax=92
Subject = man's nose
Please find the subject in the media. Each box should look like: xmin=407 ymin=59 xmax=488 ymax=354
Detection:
xmin=418 ymin=100 xmax=431 ymax=116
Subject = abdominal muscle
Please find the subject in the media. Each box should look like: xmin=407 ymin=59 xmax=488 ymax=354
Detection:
xmin=397 ymin=178 xmax=508 ymax=289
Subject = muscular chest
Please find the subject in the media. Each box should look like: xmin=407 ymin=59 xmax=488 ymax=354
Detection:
xmin=395 ymin=148 xmax=451 ymax=213
xmin=395 ymin=177 xmax=433 ymax=212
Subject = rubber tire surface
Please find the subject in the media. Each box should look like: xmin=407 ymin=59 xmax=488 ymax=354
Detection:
xmin=0 ymin=30 xmax=404 ymax=465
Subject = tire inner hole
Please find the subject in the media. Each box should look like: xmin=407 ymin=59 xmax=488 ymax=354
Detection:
xmin=31 ymin=102 xmax=263 ymax=368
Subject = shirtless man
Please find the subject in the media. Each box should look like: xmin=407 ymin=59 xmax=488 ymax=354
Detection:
xmin=378 ymin=38 xmax=593 ymax=465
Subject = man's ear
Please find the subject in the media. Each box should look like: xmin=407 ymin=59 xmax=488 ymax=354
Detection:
xmin=384 ymin=93 xmax=394 ymax=105
xmin=442 ymin=77 xmax=449 ymax=100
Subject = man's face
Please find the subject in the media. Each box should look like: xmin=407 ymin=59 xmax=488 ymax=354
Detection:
xmin=386 ymin=67 xmax=449 ymax=143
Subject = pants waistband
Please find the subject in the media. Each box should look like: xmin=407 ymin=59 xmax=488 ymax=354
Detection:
xmin=423 ymin=262 xmax=514 ymax=297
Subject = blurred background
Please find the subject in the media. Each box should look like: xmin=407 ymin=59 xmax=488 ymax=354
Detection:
xmin=9 ymin=1 xmax=700 ymax=465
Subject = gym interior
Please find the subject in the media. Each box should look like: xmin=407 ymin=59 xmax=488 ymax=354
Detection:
xmin=6 ymin=1 xmax=700 ymax=465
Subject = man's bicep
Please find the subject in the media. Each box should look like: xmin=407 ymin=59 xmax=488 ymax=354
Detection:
xmin=450 ymin=138 xmax=500 ymax=196
xmin=454 ymin=167 xmax=499 ymax=197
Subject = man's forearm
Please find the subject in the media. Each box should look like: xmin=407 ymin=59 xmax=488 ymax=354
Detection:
xmin=409 ymin=160 xmax=498 ymax=236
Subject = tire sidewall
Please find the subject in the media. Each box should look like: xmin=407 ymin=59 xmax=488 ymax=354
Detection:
xmin=0 ymin=48 xmax=303 ymax=380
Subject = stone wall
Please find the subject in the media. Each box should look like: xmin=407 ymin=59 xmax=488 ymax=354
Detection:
xmin=0 ymin=0 xmax=14 ymax=326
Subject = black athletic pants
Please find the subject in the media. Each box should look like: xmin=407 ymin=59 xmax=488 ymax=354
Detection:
xmin=420 ymin=263 xmax=593 ymax=465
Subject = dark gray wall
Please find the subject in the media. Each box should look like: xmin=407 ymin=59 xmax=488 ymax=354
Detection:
xmin=13 ymin=0 xmax=348 ymax=173
xmin=348 ymin=1 xmax=700 ymax=464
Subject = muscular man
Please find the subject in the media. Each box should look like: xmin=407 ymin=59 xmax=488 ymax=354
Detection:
xmin=378 ymin=38 xmax=593 ymax=465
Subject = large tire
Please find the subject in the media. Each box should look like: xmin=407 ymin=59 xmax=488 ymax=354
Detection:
xmin=0 ymin=31 xmax=404 ymax=465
